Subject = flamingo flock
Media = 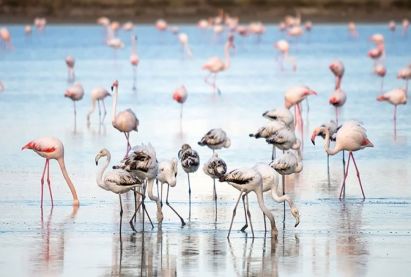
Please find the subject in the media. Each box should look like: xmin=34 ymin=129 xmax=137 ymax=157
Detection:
xmin=7 ymin=12 xmax=410 ymax=241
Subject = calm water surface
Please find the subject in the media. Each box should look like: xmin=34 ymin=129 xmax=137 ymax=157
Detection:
xmin=0 ymin=23 xmax=411 ymax=276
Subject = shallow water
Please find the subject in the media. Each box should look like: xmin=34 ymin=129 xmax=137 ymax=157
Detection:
xmin=0 ymin=24 xmax=411 ymax=276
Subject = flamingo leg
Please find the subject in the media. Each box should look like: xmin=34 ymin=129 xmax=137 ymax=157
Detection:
xmin=119 ymin=194 xmax=123 ymax=216
xmin=282 ymin=174 xmax=286 ymax=225
xmin=263 ymin=213 xmax=267 ymax=234
xmin=187 ymin=173 xmax=191 ymax=220
xmin=46 ymin=159 xmax=53 ymax=206
xmin=227 ymin=191 xmax=243 ymax=238
xmin=240 ymin=194 xmax=248 ymax=232
xmin=213 ymin=178 xmax=218 ymax=223
xmin=327 ymin=154 xmax=330 ymax=185
xmin=335 ymin=107 xmax=339 ymax=125
xmin=40 ymin=159 xmax=48 ymax=207
xmin=132 ymin=66 xmax=137 ymax=91
xmin=380 ymin=77 xmax=384 ymax=94
xmin=97 ymin=99 xmax=102 ymax=118
xmin=271 ymin=145 xmax=276 ymax=161
xmin=124 ymin=132 xmax=131 ymax=158
xmin=166 ymin=185 xmax=186 ymax=227
xmin=245 ymin=194 xmax=254 ymax=238
xmin=339 ymin=151 xmax=352 ymax=199
xmin=350 ymin=153 xmax=366 ymax=199
xmin=102 ymin=99 xmax=107 ymax=118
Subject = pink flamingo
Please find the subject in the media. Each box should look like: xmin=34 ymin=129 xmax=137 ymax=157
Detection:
xmin=22 ymin=137 xmax=79 ymax=207
xmin=177 ymin=33 xmax=192 ymax=58
xmin=172 ymin=85 xmax=188 ymax=119
xmin=311 ymin=121 xmax=374 ymax=199
xmin=0 ymin=27 xmax=12 ymax=48
xmin=24 ymin=25 xmax=32 ymax=35
xmin=403 ymin=19 xmax=410 ymax=36
xmin=284 ymin=86 xmax=317 ymax=134
xmin=64 ymin=83 xmax=84 ymax=123
xmin=155 ymin=19 xmax=168 ymax=31
xmin=65 ymin=56 xmax=75 ymax=82
xmin=329 ymin=89 xmax=346 ymax=124
xmin=348 ymin=22 xmax=359 ymax=38
xmin=111 ymin=80 xmax=139 ymax=158
xmin=374 ymin=64 xmax=386 ymax=93
xmin=275 ymin=40 xmax=297 ymax=71
xmin=329 ymin=60 xmax=344 ymax=89
xmin=377 ymin=88 xmax=407 ymax=124
xmin=130 ymin=35 xmax=139 ymax=91
xmin=87 ymin=87 xmax=111 ymax=124
xmin=388 ymin=20 xmax=396 ymax=32
xmin=397 ymin=67 xmax=411 ymax=93
xmin=202 ymin=34 xmax=235 ymax=94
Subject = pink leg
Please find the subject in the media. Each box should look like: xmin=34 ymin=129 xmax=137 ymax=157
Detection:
xmin=40 ymin=159 xmax=48 ymax=207
xmin=46 ymin=160 xmax=54 ymax=206
xmin=339 ymin=152 xmax=352 ymax=199
xmin=335 ymin=107 xmax=339 ymax=125
xmin=350 ymin=153 xmax=366 ymax=199
xmin=124 ymin=132 xmax=131 ymax=158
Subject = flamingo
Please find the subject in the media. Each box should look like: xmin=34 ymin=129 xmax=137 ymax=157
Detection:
xmin=202 ymin=34 xmax=235 ymax=94
xmin=397 ymin=67 xmax=411 ymax=93
xmin=0 ymin=27 xmax=12 ymax=48
xmin=329 ymin=88 xmax=347 ymax=124
xmin=203 ymin=152 xmax=227 ymax=222
xmin=329 ymin=60 xmax=345 ymax=90
xmin=275 ymin=40 xmax=297 ymax=71
xmin=219 ymin=167 xmax=278 ymax=238
xmin=304 ymin=21 xmax=312 ymax=31
xmin=156 ymin=19 xmax=168 ymax=31
xmin=172 ymin=85 xmax=188 ymax=119
xmin=113 ymin=143 xmax=162 ymax=230
xmin=377 ymin=88 xmax=407 ymax=123
xmin=157 ymin=158 xmax=186 ymax=226
xmin=269 ymin=150 xmax=302 ymax=223
xmin=95 ymin=148 xmax=142 ymax=231
xmin=348 ymin=22 xmax=358 ymax=38
xmin=130 ymin=35 xmax=139 ymax=91
xmin=177 ymin=33 xmax=192 ymax=58
xmin=111 ymin=80 xmax=139 ymax=158
xmin=403 ymin=19 xmax=410 ymax=36
xmin=65 ymin=56 xmax=75 ymax=82
xmin=21 ymin=137 xmax=79 ymax=207
xmin=122 ymin=22 xmax=134 ymax=31
xmin=86 ymin=87 xmax=111 ymax=124
xmin=64 ymin=82 xmax=84 ymax=123
xmin=249 ymin=121 xmax=286 ymax=160
xmin=388 ymin=20 xmax=396 ymax=32
xmin=97 ymin=17 xmax=110 ymax=26
xmin=284 ymin=86 xmax=317 ymax=134
xmin=198 ymin=128 xmax=230 ymax=207
xmin=265 ymin=127 xmax=301 ymax=152
xmin=311 ymin=121 xmax=374 ymax=199
xmin=24 ymin=25 xmax=32 ymax=34
xmin=34 ymin=17 xmax=47 ymax=30
xmin=178 ymin=144 xmax=200 ymax=219
xmin=374 ymin=64 xmax=386 ymax=93
xmin=248 ymin=22 xmax=265 ymax=41
xmin=262 ymin=107 xmax=294 ymax=129
xmin=198 ymin=19 xmax=209 ymax=29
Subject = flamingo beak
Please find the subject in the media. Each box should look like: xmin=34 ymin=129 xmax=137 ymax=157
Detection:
xmin=95 ymin=154 xmax=101 ymax=166
xmin=311 ymin=131 xmax=317 ymax=145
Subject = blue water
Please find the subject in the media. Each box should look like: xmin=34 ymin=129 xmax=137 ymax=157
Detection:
xmin=0 ymin=24 xmax=411 ymax=276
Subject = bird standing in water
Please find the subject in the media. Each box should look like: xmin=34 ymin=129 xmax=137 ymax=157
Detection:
xmin=111 ymin=80 xmax=139 ymax=158
xmin=22 ymin=137 xmax=79 ymax=207
xmin=178 ymin=144 xmax=200 ymax=219
xmin=130 ymin=35 xmax=139 ymax=91
xmin=65 ymin=56 xmax=75 ymax=82
xmin=311 ymin=121 xmax=374 ymax=199
xmin=87 ymin=87 xmax=111 ymax=125
xmin=219 ymin=167 xmax=278 ymax=238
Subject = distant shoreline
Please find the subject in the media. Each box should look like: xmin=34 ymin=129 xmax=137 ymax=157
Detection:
xmin=0 ymin=7 xmax=410 ymax=24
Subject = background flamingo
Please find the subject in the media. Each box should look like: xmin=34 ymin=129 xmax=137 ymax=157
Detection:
xmin=374 ymin=64 xmax=386 ymax=93
xmin=111 ymin=80 xmax=139 ymax=158
xmin=87 ymin=87 xmax=111 ymax=125
xmin=329 ymin=88 xmax=346 ymax=124
xmin=202 ymin=34 xmax=235 ymax=94
xmin=377 ymin=88 xmax=407 ymax=126
xmin=177 ymin=33 xmax=192 ymax=58
xmin=64 ymin=82 xmax=84 ymax=126
xmin=22 ymin=137 xmax=79 ymax=207
xmin=130 ymin=35 xmax=139 ymax=91
xmin=65 ymin=56 xmax=75 ymax=82
xmin=172 ymin=85 xmax=188 ymax=119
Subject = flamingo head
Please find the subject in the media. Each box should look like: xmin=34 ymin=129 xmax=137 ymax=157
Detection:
xmin=377 ymin=95 xmax=387 ymax=102
xmin=95 ymin=148 xmax=110 ymax=165
xmin=178 ymin=143 xmax=191 ymax=159
xmin=64 ymin=89 xmax=71 ymax=98
xmin=310 ymin=127 xmax=323 ymax=145
xmin=111 ymin=80 xmax=119 ymax=91
xmin=227 ymin=33 xmax=235 ymax=49
xmin=304 ymin=87 xmax=317 ymax=96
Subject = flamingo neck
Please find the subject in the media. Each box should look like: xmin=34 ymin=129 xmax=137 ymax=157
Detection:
xmin=112 ymin=86 xmax=118 ymax=123
xmin=97 ymin=153 xmax=111 ymax=189
xmin=57 ymin=157 xmax=79 ymax=206
xmin=322 ymin=128 xmax=340 ymax=155
xmin=224 ymin=43 xmax=231 ymax=69
xmin=335 ymin=76 xmax=342 ymax=90
xmin=131 ymin=36 xmax=137 ymax=55
xmin=146 ymin=178 xmax=158 ymax=201
xmin=255 ymin=186 xmax=277 ymax=233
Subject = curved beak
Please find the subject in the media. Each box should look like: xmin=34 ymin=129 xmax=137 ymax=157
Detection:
xmin=95 ymin=154 xmax=101 ymax=166
xmin=311 ymin=130 xmax=318 ymax=145
xmin=294 ymin=215 xmax=300 ymax=227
